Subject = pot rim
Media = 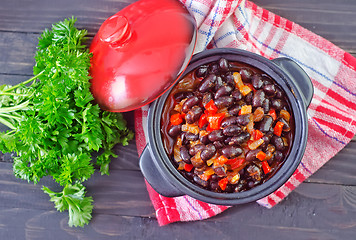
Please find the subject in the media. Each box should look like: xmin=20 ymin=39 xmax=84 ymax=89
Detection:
xmin=146 ymin=48 xmax=308 ymax=205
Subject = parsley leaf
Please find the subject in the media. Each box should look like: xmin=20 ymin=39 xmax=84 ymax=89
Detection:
xmin=42 ymin=182 xmax=93 ymax=227
xmin=0 ymin=17 xmax=133 ymax=227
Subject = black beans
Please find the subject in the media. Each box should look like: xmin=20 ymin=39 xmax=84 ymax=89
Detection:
xmin=209 ymin=63 xmax=219 ymax=75
xmin=236 ymin=114 xmax=250 ymax=126
xmin=260 ymin=132 xmax=273 ymax=149
xmin=210 ymin=181 xmax=220 ymax=191
xmin=185 ymin=132 xmax=199 ymax=141
xmin=245 ymin=149 xmax=261 ymax=162
xmin=251 ymin=74 xmax=263 ymax=89
xmin=186 ymin=106 xmax=203 ymax=124
xmin=224 ymin=136 xmax=232 ymax=145
xmin=202 ymin=92 xmax=213 ymax=106
xmin=262 ymin=98 xmax=270 ymax=113
xmin=219 ymin=58 xmax=229 ymax=72
xmin=200 ymin=134 xmax=210 ymax=145
xmin=262 ymin=77 xmax=272 ymax=86
xmin=213 ymin=141 xmax=225 ymax=149
xmin=208 ymin=129 xmax=225 ymax=142
xmin=200 ymin=144 xmax=217 ymax=160
xmin=213 ymin=166 xmax=227 ymax=177
xmin=258 ymin=116 xmax=273 ymax=132
xmin=240 ymin=69 xmax=253 ymax=82
xmin=189 ymin=144 xmax=205 ymax=156
xmin=275 ymin=87 xmax=283 ymax=98
xmin=230 ymin=132 xmax=250 ymax=145
xmin=223 ymin=125 xmax=242 ymax=136
xmin=195 ymin=65 xmax=208 ymax=78
xmin=198 ymin=74 xmax=216 ymax=93
xmin=274 ymin=150 xmax=284 ymax=162
xmin=180 ymin=146 xmax=191 ymax=164
xmin=214 ymin=96 xmax=235 ymax=108
xmin=221 ymin=145 xmax=243 ymax=159
xmin=182 ymin=96 xmax=200 ymax=113
xmin=174 ymin=91 xmax=191 ymax=101
xmin=180 ymin=132 xmax=189 ymax=145
xmin=223 ymin=72 xmax=235 ymax=86
xmin=164 ymin=58 xmax=294 ymax=194
xmin=271 ymin=136 xmax=285 ymax=150
xmin=215 ymin=85 xmax=233 ymax=99
xmin=221 ymin=116 xmax=237 ymax=128
xmin=228 ymin=105 xmax=241 ymax=116
xmin=263 ymin=84 xmax=276 ymax=96
xmin=231 ymin=89 xmax=242 ymax=101
xmin=244 ymin=91 xmax=253 ymax=104
xmin=252 ymin=90 xmax=265 ymax=108
xmin=168 ymin=125 xmax=181 ymax=137
xmin=271 ymin=99 xmax=284 ymax=110
xmin=214 ymin=76 xmax=224 ymax=92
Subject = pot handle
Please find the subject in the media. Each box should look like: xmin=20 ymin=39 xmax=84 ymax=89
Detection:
xmin=139 ymin=144 xmax=184 ymax=197
xmin=272 ymin=57 xmax=314 ymax=108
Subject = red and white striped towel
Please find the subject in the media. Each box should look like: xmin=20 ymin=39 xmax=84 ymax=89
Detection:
xmin=135 ymin=0 xmax=356 ymax=226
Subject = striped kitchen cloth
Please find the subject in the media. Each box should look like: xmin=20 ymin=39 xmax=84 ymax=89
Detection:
xmin=135 ymin=0 xmax=356 ymax=226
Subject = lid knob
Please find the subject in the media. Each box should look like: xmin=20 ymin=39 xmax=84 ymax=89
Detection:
xmin=98 ymin=15 xmax=132 ymax=48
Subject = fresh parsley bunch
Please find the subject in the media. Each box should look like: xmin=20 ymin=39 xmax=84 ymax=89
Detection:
xmin=0 ymin=17 xmax=133 ymax=227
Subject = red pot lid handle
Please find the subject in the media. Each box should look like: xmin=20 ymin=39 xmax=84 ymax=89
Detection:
xmin=89 ymin=0 xmax=196 ymax=112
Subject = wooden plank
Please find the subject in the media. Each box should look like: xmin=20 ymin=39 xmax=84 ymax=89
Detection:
xmin=0 ymin=0 xmax=136 ymax=34
xmin=0 ymin=162 xmax=153 ymax=217
xmin=0 ymin=182 xmax=356 ymax=239
xmin=0 ymin=32 xmax=38 ymax=75
xmin=285 ymin=106 xmax=356 ymax=185
xmin=307 ymin=141 xmax=356 ymax=185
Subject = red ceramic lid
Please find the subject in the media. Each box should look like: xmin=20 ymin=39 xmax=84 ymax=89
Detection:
xmin=89 ymin=0 xmax=196 ymax=112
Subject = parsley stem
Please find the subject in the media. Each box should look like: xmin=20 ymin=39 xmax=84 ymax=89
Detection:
xmin=0 ymin=115 xmax=16 ymax=130
xmin=0 ymin=113 xmax=21 ymax=121
xmin=0 ymin=100 xmax=30 ymax=114
xmin=0 ymin=92 xmax=29 ymax=97
xmin=3 ymin=70 xmax=45 ymax=93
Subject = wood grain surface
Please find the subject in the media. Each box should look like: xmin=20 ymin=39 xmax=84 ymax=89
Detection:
xmin=0 ymin=0 xmax=355 ymax=239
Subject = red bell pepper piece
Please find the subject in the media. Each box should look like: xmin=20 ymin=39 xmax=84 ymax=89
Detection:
xmin=207 ymin=112 xmax=225 ymax=130
xmin=184 ymin=163 xmax=194 ymax=172
xmin=273 ymin=121 xmax=284 ymax=136
xmin=226 ymin=158 xmax=245 ymax=169
xmin=205 ymin=99 xmax=218 ymax=114
xmin=218 ymin=177 xmax=229 ymax=190
xmin=262 ymin=161 xmax=271 ymax=174
xmin=256 ymin=151 xmax=266 ymax=161
xmin=206 ymin=124 xmax=213 ymax=132
xmin=215 ymin=155 xmax=229 ymax=166
xmin=254 ymin=129 xmax=264 ymax=140
xmin=198 ymin=113 xmax=208 ymax=128
xmin=268 ymin=109 xmax=277 ymax=121
xmin=199 ymin=169 xmax=214 ymax=181
xmin=170 ymin=113 xmax=183 ymax=125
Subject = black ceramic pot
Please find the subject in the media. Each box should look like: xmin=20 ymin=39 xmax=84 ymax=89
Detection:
xmin=139 ymin=48 xmax=313 ymax=205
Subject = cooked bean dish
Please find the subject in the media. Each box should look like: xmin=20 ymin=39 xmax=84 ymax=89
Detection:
xmin=161 ymin=58 xmax=294 ymax=193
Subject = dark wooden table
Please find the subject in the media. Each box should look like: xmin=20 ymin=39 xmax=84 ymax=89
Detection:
xmin=1 ymin=0 xmax=356 ymax=239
